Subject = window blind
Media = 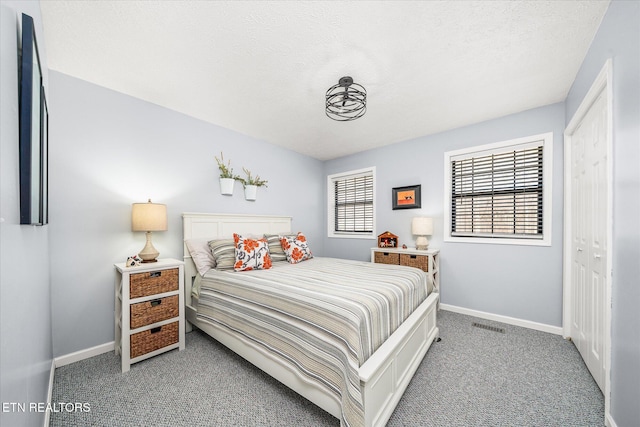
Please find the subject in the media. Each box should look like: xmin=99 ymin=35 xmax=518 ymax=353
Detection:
xmin=334 ymin=173 xmax=374 ymax=233
xmin=451 ymin=144 xmax=543 ymax=238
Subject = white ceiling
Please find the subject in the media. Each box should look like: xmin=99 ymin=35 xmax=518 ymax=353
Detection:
xmin=40 ymin=1 xmax=610 ymax=160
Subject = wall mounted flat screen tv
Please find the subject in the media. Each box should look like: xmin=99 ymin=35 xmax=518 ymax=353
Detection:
xmin=19 ymin=13 xmax=48 ymax=225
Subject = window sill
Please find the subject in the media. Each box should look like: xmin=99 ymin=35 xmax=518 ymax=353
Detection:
xmin=444 ymin=235 xmax=551 ymax=247
xmin=328 ymin=232 xmax=375 ymax=240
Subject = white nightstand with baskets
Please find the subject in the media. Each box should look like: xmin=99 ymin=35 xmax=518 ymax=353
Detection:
xmin=371 ymin=247 xmax=440 ymax=295
xmin=114 ymin=258 xmax=185 ymax=372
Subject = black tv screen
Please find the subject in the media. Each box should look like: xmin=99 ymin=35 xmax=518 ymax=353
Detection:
xmin=19 ymin=13 xmax=48 ymax=225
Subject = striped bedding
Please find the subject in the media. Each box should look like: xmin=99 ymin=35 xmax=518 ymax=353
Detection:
xmin=193 ymin=257 xmax=429 ymax=427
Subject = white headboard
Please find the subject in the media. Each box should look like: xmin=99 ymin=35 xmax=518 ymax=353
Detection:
xmin=182 ymin=213 xmax=292 ymax=304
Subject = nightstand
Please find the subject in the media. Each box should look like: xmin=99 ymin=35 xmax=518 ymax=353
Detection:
xmin=371 ymin=247 xmax=440 ymax=294
xmin=114 ymin=258 xmax=185 ymax=372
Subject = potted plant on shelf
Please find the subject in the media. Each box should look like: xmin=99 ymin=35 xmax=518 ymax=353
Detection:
xmin=239 ymin=167 xmax=268 ymax=201
xmin=215 ymin=152 xmax=240 ymax=195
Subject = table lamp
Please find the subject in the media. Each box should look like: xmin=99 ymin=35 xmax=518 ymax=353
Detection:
xmin=412 ymin=217 xmax=433 ymax=250
xmin=131 ymin=199 xmax=167 ymax=263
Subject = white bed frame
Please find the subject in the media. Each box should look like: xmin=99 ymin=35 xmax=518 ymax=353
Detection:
xmin=182 ymin=212 xmax=439 ymax=426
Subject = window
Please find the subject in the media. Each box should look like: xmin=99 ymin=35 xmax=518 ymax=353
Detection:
xmin=327 ymin=167 xmax=376 ymax=239
xmin=444 ymin=133 xmax=552 ymax=246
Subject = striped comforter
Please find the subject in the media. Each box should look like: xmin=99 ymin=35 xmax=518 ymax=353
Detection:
xmin=193 ymin=257 xmax=429 ymax=427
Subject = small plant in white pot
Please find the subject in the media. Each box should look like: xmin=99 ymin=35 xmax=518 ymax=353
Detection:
xmin=239 ymin=167 xmax=268 ymax=201
xmin=215 ymin=152 xmax=240 ymax=195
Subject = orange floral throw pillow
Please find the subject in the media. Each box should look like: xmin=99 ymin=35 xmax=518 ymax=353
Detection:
xmin=233 ymin=233 xmax=272 ymax=272
xmin=280 ymin=232 xmax=313 ymax=264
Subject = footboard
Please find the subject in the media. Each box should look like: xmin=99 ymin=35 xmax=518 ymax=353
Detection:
xmin=187 ymin=292 xmax=439 ymax=427
xmin=360 ymin=291 xmax=439 ymax=426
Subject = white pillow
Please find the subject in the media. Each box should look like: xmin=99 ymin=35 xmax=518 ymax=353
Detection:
xmin=185 ymin=238 xmax=216 ymax=275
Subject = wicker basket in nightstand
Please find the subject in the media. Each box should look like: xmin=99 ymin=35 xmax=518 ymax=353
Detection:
xmin=400 ymin=254 xmax=429 ymax=271
xmin=130 ymin=268 xmax=179 ymax=298
xmin=130 ymin=322 xmax=179 ymax=358
xmin=374 ymin=252 xmax=400 ymax=265
xmin=130 ymin=295 xmax=179 ymax=329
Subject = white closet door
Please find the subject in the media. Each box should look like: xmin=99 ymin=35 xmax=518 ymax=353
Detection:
xmin=570 ymin=89 xmax=608 ymax=392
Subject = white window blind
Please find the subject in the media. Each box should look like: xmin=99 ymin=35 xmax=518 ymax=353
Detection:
xmin=450 ymin=143 xmax=544 ymax=239
xmin=334 ymin=174 xmax=373 ymax=233
xmin=328 ymin=167 xmax=375 ymax=238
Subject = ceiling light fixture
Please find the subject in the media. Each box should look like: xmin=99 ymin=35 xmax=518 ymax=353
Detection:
xmin=325 ymin=76 xmax=366 ymax=121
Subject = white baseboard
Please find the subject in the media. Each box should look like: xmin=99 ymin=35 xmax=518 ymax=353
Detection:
xmin=439 ymin=304 xmax=563 ymax=335
xmin=44 ymin=343 xmax=114 ymax=426
xmin=43 ymin=359 xmax=55 ymax=427
xmin=605 ymin=412 xmax=617 ymax=427
xmin=54 ymin=341 xmax=115 ymax=368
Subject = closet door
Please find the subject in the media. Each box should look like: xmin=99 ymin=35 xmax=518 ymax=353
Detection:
xmin=570 ymin=88 xmax=608 ymax=393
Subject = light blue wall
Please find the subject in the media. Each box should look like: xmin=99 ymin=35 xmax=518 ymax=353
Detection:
xmin=48 ymin=71 xmax=324 ymax=357
xmin=0 ymin=1 xmax=52 ymax=427
xmin=565 ymin=1 xmax=640 ymax=425
xmin=324 ymin=103 xmax=565 ymax=327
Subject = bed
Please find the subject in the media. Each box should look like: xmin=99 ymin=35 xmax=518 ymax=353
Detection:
xmin=182 ymin=213 xmax=439 ymax=427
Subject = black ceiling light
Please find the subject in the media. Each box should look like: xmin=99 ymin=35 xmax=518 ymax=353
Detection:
xmin=325 ymin=76 xmax=366 ymax=121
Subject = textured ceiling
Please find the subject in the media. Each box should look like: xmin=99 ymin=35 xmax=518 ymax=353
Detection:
xmin=40 ymin=1 xmax=610 ymax=160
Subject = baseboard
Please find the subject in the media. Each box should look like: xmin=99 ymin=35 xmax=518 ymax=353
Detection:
xmin=43 ymin=359 xmax=55 ymax=427
xmin=439 ymin=304 xmax=563 ymax=335
xmin=42 ymin=343 xmax=114 ymax=426
xmin=54 ymin=341 xmax=115 ymax=368
xmin=605 ymin=412 xmax=617 ymax=427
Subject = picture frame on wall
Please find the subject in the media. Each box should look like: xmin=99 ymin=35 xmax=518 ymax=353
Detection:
xmin=392 ymin=185 xmax=421 ymax=210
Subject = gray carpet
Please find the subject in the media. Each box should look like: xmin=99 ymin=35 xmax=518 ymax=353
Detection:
xmin=50 ymin=310 xmax=604 ymax=426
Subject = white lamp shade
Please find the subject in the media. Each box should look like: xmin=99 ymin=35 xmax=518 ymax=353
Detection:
xmin=131 ymin=200 xmax=167 ymax=232
xmin=412 ymin=217 xmax=433 ymax=235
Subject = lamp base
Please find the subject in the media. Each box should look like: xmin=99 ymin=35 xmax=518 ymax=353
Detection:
xmin=415 ymin=236 xmax=429 ymax=251
xmin=138 ymin=231 xmax=160 ymax=263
